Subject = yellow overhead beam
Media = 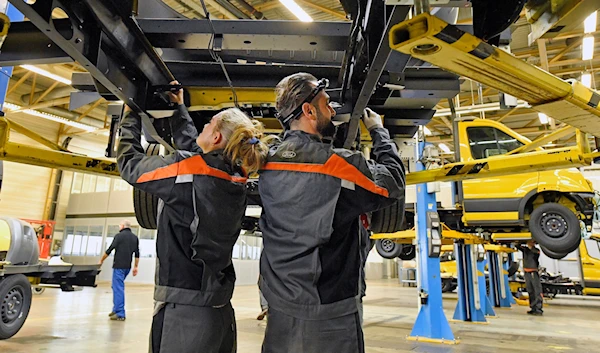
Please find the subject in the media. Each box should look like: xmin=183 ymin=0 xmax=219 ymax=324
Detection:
xmin=0 ymin=118 xmax=119 ymax=177
xmin=187 ymin=88 xmax=276 ymax=111
xmin=389 ymin=13 xmax=600 ymax=138
xmin=406 ymin=138 xmax=600 ymax=185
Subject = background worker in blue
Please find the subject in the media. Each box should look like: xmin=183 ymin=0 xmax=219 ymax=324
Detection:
xmin=100 ymin=219 xmax=139 ymax=321
xmin=117 ymin=89 xmax=269 ymax=352
xmin=258 ymin=72 xmax=406 ymax=353
xmin=518 ymin=240 xmax=544 ymax=316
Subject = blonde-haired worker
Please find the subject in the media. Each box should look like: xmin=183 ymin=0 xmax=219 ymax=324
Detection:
xmin=117 ymin=83 xmax=268 ymax=352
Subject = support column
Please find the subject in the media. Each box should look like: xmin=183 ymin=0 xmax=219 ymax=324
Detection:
xmin=481 ymin=255 xmax=496 ymax=317
xmin=408 ymin=140 xmax=457 ymax=344
xmin=487 ymin=251 xmax=512 ymax=308
xmin=452 ymin=243 xmax=487 ymax=323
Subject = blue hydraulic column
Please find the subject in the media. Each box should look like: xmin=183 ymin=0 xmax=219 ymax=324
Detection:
xmin=487 ymin=251 xmax=511 ymax=308
xmin=408 ymin=140 xmax=456 ymax=344
xmin=503 ymin=256 xmax=516 ymax=305
xmin=481 ymin=255 xmax=496 ymax=317
xmin=0 ymin=4 xmax=24 ymax=107
xmin=452 ymin=243 xmax=487 ymax=323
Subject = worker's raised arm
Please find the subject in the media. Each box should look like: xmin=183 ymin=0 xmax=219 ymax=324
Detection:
xmin=170 ymin=104 xmax=201 ymax=153
xmin=117 ymin=110 xmax=183 ymax=202
xmin=333 ymin=108 xmax=406 ymax=216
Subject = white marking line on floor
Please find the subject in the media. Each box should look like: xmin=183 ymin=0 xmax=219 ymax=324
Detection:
xmin=26 ymin=307 xmax=154 ymax=322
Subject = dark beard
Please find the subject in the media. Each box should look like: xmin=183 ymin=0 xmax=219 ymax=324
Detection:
xmin=315 ymin=106 xmax=336 ymax=138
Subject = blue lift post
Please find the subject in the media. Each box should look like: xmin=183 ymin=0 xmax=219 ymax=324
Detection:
xmin=0 ymin=4 xmax=23 ymax=107
xmin=487 ymin=251 xmax=512 ymax=308
xmin=408 ymin=139 xmax=457 ymax=344
xmin=481 ymin=255 xmax=497 ymax=317
xmin=504 ymin=256 xmax=517 ymax=305
xmin=452 ymin=243 xmax=487 ymax=323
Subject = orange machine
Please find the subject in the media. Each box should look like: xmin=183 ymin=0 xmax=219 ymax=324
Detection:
xmin=20 ymin=219 xmax=55 ymax=259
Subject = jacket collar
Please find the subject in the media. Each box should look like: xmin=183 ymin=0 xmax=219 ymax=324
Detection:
xmin=283 ymin=129 xmax=322 ymax=143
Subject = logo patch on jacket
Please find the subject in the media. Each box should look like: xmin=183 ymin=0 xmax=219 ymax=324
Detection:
xmin=281 ymin=151 xmax=297 ymax=159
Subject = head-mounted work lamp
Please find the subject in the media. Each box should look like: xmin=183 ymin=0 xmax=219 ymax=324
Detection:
xmin=277 ymin=78 xmax=329 ymax=128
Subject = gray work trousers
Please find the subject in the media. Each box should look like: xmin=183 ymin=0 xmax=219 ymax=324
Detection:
xmin=150 ymin=302 xmax=236 ymax=353
xmin=262 ymin=308 xmax=364 ymax=353
xmin=525 ymin=271 xmax=543 ymax=312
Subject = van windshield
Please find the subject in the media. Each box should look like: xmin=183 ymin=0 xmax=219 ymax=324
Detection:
xmin=467 ymin=127 xmax=524 ymax=159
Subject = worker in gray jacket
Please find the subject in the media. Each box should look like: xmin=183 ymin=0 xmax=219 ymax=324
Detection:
xmin=117 ymin=88 xmax=269 ymax=352
xmin=518 ymin=240 xmax=543 ymax=315
xmin=258 ymin=72 xmax=406 ymax=353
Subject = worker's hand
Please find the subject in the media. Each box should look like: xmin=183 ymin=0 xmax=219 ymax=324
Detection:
xmin=362 ymin=108 xmax=383 ymax=131
xmin=133 ymin=267 xmax=138 ymax=276
xmin=168 ymin=80 xmax=184 ymax=105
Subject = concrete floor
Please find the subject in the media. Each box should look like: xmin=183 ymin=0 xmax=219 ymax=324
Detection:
xmin=1 ymin=279 xmax=599 ymax=352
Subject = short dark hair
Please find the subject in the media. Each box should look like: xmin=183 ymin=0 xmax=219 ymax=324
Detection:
xmin=275 ymin=72 xmax=317 ymax=120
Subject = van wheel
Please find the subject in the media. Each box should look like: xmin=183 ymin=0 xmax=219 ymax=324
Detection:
xmin=375 ymin=239 xmax=402 ymax=259
xmin=0 ymin=275 xmax=32 ymax=340
xmin=398 ymin=244 xmax=416 ymax=260
xmin=133 ymin=144 xmax=161 ymax=230
xmin=540 ymin=246 xmax=568 ymax=260
xmin=370 ymin=201 xmax=405 ymax=234
xmin=529 ymin=203 xmax=581 ymax=254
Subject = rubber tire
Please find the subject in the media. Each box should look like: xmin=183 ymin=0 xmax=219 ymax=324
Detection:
xmin=370 ymin=200 xmax=405 ymax=234
xmin=375 ymin=239 xmax=402 ymax=259
xmin=398 ymin=244 xmax=416 ymax=261
xmin=529 ymin=203 xmax=581 ymax=254
xmin=32 ymin=287 xmax=45 ymax=295
xmin=133 ymin=144 xmax=161 ymax=230
xmin=0 ymin=275 xmax=32 ymax=340
xmin=541 ymin=246 xmax=568 ymax=260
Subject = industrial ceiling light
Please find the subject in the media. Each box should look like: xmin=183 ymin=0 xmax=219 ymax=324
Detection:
xmin=423 ymin=126 xmax=432 ymax=135
xmin=438 ymin=143 xmax=451 ymax=153
xmin=581 ymin=73 xmax=592 ymax=88
xmin=538 ymin=112 xmax=549 ymax=125
xmin=279 ymin=0 xmax=313 ymax=22
xmin=3 ymin=102 xmax=97 ymax=132
xmin=584 ymin=11 xmax=597 ymax=34
xmin=582 ymin=36 xmax=595 ymax=60
xmin=19 ymin=65 xmax=71 ymax=85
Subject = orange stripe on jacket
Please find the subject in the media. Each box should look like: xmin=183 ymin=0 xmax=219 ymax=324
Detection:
xmin=262 ymin=154 xmax=389 ymax=197
xmin=136 ymin=155 xmax=247 ymax=184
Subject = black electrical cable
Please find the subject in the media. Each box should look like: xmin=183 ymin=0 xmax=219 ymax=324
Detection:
xmin=198 ymin=0 xmax=240 ymax=108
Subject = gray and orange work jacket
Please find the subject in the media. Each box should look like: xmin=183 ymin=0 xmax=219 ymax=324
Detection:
xmin=117 ymin=108 xmax=247 ymax=307
xmin=259 ymin=127 xmax=406 ymax=320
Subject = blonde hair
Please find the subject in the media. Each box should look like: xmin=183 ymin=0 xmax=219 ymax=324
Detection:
xmin=214 ymin=108 xmax=269 ymax=174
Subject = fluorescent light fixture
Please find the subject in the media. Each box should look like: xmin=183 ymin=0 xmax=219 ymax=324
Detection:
xmin=584 ymin=11 xmax=597 ymax=34
xmin=581 ymin=73 xmax=592 ymax=88
xmin=538 ymin=112 xmax=549 ymax=125
xmin=279 ymin=0 xmax=313 ymax=22
xmin=423 ymin=126 xmax=432 ymax=135
xmin=438 ymin=143 xmax=451 ymax=153
xmin=3 ymin=102 xmax=97 ymax=132
xmin=19 ymin=65 xmax=71 ymax=85
xmin=582 ymin=36 xmax=595 ymax=60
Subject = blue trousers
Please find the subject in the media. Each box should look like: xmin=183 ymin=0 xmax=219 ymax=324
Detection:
xmin=112 ymin=268 xmax=130 ymax=318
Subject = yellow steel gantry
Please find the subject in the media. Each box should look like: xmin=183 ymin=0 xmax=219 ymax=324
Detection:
xmin=388 ymin=13 xmax=600 ymax=138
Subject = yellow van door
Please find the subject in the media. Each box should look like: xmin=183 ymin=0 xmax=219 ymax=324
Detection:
xmin=460 ymin=123 xmax=538 ymax=226
xmin=581 ymin=239 xmax=600 ymax=291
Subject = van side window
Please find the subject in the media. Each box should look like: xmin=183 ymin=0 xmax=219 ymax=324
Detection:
xmin=585 ymin=240 xmax=600 ymax=260
xmin=467 ymin=127 xmax=524 ymax=159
